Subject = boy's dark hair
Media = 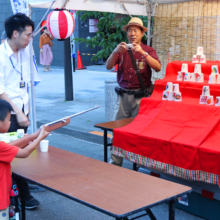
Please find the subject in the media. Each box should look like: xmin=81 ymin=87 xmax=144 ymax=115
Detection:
xmin=4 ymin=13 xmax=34 ymax=39
xmin=0 ymin=100 xmax=13 ymax=121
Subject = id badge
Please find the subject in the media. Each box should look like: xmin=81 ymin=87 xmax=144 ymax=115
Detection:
xmin=20 ymin=81 xmax=25 ymax=88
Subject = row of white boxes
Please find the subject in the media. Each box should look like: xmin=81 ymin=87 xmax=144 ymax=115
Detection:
xmin=200 ymin=86 xmax=220 ymax=106
xmin=177 ymin=64 xmax=220 ymax=84
xmin=162 ymin=83 xmax=182 ymax=101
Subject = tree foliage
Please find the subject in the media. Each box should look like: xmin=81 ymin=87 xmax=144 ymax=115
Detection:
xmin=73 ymin=11 xmax=148 ymax=61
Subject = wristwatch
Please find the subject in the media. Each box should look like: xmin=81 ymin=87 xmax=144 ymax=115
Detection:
xmin=144 ymin=52 xmax=149 ymax=59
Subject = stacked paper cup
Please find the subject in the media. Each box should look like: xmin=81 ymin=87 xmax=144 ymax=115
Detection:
xmin=177 ymin=63 xmax=188 ymax=81
xmin=162 ymin=82 xmax=182 ymax=101
xmin=194 ymin=64 xmax=204 ymax=83
xmin=209 ymin=65 xmax=220 ymax=84
xmin=200 ymin=86 xmax=214 ymax=105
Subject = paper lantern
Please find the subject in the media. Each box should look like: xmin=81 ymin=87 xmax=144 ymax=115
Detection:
xmin=47 ymin=9 xmax=75 ymax=39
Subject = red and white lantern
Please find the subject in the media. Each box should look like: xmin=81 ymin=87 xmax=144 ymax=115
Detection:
xmin=47 ymin=9 xmax=75 ymax=39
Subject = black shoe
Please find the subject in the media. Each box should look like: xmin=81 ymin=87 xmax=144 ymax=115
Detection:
xmin=25 ymin=196 xmax=40 ymax=210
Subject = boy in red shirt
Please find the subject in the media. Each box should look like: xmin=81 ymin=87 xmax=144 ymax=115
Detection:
xmin=0 ymin=100 xmax=49 ymax=219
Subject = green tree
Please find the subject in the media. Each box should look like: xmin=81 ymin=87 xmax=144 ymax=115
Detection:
xmin=73 ymin=11 xmax=148 ymax=61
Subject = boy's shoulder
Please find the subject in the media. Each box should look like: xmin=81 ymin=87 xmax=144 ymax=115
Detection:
xmin=0 ymin=141 xmax=19 ymax=163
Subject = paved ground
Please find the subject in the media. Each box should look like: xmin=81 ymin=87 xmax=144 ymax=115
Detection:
xmin=24 ymin=65 xmax=205 ymax=220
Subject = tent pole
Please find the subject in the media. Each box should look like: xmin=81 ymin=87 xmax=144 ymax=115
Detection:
xmin=147 ymin=5 xmax=152 ymax=46
xmin=29 ymin=38 xmax=37 ymax=133
xmin=33 ymin=1 xmax=55 ymax=35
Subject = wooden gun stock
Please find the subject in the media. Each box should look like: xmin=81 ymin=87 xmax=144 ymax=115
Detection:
xmin=9 ymin=118 xmax=70 ymax=149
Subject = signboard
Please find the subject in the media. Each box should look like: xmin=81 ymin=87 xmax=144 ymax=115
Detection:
xmin=89 ymin=19 xmax=99 ymax=33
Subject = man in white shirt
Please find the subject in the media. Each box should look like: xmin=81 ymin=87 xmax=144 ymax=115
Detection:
xmin=0 ymin=13 xmax=39 ymax=209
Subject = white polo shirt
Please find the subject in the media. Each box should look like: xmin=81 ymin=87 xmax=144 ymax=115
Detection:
xmin=0 ymin=40 xmax=30 ymax=115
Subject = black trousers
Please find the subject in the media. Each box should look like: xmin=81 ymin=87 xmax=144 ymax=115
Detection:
xmin=9 ymin=114 xmax=31 ymax=199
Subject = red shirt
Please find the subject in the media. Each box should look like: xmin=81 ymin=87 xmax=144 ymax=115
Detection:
xmin=0 ymin=142 xmax=19 ymax=210
xmin=115 ymin=43 xmax=160 ymax=89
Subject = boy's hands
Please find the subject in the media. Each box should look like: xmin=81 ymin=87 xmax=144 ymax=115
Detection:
xmin=38 ymin=126 xmax=50 ymax=140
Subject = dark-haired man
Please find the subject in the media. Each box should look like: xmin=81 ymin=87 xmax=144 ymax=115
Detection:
xmin=106 ymin=17 xmax=161 ymax=166
xmin=0 ymin=13 xmax=39 ymax=209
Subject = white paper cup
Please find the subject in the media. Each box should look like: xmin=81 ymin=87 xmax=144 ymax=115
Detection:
xmin=181 ymin=63 xmax=188 ymax=73
xmin=197 ymin=46 xmax=204 ymax=56
xmin=0 ymin=134 xmax=10 ymax=143
xmin=215 ymin=97 xmax=220 ymax=106
xmin=166 ymin=82 xmax=173 ymax=92
xmin=168 ymin=92 xmax=174 ymax=101
xmin=173 ymin=84 xmax=180 ymax=93
xmin=192 ymin=55 xmax=199 ymax=63
xmin=162 ymin=91 xmax=169 ymax=100
xmin=199 ymin=55 xmax=206 ymax=63
xmin=211 ymin=65 xmax=219 ymax=74
xmin=217 ymin=74 xmax=220 ymax=84
xmin=200 ymin=95 xmax=207 ymax=104
xmin=40 ymin=140 xmax=49 ymax=152
xmin=202 ymin=86 xmax=210 ymax=96
xmin=206 ymin=96 xmax=214 ymax=105
xmin=208 ymin=74 xmax=217 ymax=84
xmin=177 ymin=71 xmax=183 ymax=81
xmin=194 ymin=64 xmax=202 ymax=73
xmin=174 ymin=92 xmax=182 ymax=102
xmin=190 ymin=72 xmax=196 ymax=82
xmin=184 ymin=72 xmax=190 ymax=81
xmin=17 ymin=129 xmax=24 ymax=138
xmin=196 ymin=73 xmax=204 ymax=83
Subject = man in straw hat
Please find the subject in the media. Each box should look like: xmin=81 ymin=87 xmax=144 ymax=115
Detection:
xmin=106 ymin=17 xmax=161 ymax=166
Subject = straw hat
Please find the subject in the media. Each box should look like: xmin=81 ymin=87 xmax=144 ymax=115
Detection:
xmin=122 ymin=17 xmax=148 ymax=32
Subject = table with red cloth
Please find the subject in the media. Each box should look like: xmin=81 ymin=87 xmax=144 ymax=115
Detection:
xmin=113 ymin=61 xmax=220 ymax=186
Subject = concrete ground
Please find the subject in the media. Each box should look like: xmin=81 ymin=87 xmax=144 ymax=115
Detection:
xmin=24 ymin=65 xmax=205 ymax=220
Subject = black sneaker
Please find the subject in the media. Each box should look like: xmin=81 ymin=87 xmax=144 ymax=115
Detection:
xmin=25 ymin=196 xmax=40 ymax=210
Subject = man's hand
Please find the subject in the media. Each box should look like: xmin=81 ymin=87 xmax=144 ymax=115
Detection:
xmin=40 ymin=48 xmax=43 ymax=54
xmin=16 ymin=112 xmax=30 ymax=127
xmin=113 ymin=42 xmax=127 ymax=54
xmin=132 ymin=43 xmax=144 ymax=54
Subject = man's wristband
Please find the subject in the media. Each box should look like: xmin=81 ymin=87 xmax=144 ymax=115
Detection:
xmin=144 ymin=52 xmax=149 ymax=59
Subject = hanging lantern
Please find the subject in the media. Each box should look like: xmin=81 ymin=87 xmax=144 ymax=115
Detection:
xmin=47 ymin=9 xmax=75 ymax=39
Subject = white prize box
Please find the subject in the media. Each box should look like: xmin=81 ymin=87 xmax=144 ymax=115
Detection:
xmin=162 ymin=91 xmax=169 ymax=100
xmin=215 ymin=97 xmax=220 ymax=106
xmin=200 ymin=95 xmax=207 ymax=104
xmin=211 ymin=65 xmax=219 ymax=74
xmin=197 ymin=46 xmax=204 ymax=56
xmin=199 ymin=55 xmax=206 ymax=63
xmin=166 ymin=82 xmax=173 ymax=92
xmin=206 ymin=96 xmax=214 ymax=105
xmin=190 ymin=73 xmax=196 ymax=82
xmin=202 ymin=86 xmax=210 ymax=96
xmin=174 ymin=92 xmax=182 ymax=102
xmin=192 ymin=55 xmax=199 ymax=63
xmin=208 ymin=74 xmax=217 ymax=84
xmin=177 ymin=72 xmax=183 ymax=81
xmin=184 ymin=72 xmax=190 ymax=81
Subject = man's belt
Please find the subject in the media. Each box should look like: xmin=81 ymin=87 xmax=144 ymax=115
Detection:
xmin=122 ymin=90 xmax=136 ymax=95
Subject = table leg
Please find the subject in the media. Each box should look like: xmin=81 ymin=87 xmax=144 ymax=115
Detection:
xmin=169 ymin=199 xmax=175 ymax=220
xmin=133 ymin=163 xmax=137 ymax=171
xmin=104 ymin=130 xmax=108 ymax=163
xmin=20 ymin=178 xmax=26 ymax=220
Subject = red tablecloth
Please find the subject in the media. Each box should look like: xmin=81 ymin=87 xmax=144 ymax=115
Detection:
xmin=113 ymin=61 xmax=220 ymax=185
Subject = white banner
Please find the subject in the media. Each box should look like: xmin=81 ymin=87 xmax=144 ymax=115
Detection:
xmin=10 ymin=0 xmax=27 ymax=14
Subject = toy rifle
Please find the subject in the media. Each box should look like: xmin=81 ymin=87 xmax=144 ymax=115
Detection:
xmin=9 ymin=105 xmax=99 ymax=149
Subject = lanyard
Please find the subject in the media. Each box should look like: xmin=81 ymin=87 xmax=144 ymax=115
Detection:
xmin=4 ymin=42 xmax=23 ymax=80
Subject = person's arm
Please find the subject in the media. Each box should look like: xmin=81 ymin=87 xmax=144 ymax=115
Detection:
xmin=0 ymin=93 xmax=30 ymax=127
xmin=132 ymin=43 xmax=161 ymax=72
xmin=106 ymin=42 xmax=127 ymax=70
xmin=15 ymin=126 xmax=49 ymax=158
xmin=39 ymin=35 xmax=43 ymax=54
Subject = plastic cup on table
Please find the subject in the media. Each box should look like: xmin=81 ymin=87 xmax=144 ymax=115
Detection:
xmin=166 ymin=82 xmax=173 ymax=92
xmin=202 ymin=86 xmax=210 ymax=96
xmin=17 ymin=129 xmax=24 ymax=138
xmin=40 ymin=140 xmax=49 ymax=152
xmin=208 ymin=74 xmax=216 ymax=84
